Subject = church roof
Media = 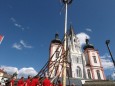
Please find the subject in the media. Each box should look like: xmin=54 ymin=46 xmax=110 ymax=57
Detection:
xmin=51 ymin=33 xmax=62 ymax=44
xmin=68 ymin=25 xmax=75 ymax=36
xmin=83 ymin=39 xmax=94 ymax=50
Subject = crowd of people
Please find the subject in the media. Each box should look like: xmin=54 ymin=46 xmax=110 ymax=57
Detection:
xmin=7 ymin=75 xmax=63 ymax=86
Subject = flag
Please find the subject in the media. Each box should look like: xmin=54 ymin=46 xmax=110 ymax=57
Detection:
xmin=0 ymin=35 xmax=4 ymax=44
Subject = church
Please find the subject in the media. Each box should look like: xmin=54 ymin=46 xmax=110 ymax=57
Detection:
xmin=48 ymin=25 xmax=106 ymax=81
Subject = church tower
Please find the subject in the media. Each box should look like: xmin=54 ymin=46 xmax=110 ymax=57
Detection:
xmin=67 ymin=25 xmax=84 ymax=79
xmin=49 ymin=33 xmax=63 ymax=78
xmin=48 ymin=29 xmax=106 ymax=81
xmin=83 ymin=39 xmax=106 ymax=80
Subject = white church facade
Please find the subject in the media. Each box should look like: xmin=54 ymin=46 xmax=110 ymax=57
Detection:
xmin=48 ymin=26 xmax=106 ymax=80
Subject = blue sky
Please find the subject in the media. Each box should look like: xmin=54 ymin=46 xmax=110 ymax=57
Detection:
xmin=0 ymin=0 xmax=115 ymax=78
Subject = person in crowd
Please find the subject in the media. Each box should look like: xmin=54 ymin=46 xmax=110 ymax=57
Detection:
xmin=5 ymin=80 xmax=10 ymax=86
xmin=25 ymin=75 xmax=32 ymax=86
xmin=51 ymin=82 xmax=56 ymax=86
xmin=9 ymin=76 xmax=16 ymax=86
xmin=0 ymin=82 xmax=2 ymax=86
xmin=42 ymin=75 xmax=51 ymax=86
xmin=17 ymin=77 xmax=25 ymax=86
xmin=57 ymin=80 xmax=62 ymax=86
xmin=31 ymin=76 xmax=39 ymax=86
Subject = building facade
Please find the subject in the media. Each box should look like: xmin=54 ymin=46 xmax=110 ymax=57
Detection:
xmin=48 ymin=33 xmax=63 ymax=78
xmin=48 ymin=26 xmax=106 ymax=80
xmin=83 ymin=39 xmax=106 ymax=80
xmin=0 ymin=69 xmax=12 ymax=85
xmin=67 ymin=26 xmax=84 ymax=79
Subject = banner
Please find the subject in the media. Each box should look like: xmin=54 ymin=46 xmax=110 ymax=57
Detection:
xmin=0 ymin=35 xmax=4 ymax=44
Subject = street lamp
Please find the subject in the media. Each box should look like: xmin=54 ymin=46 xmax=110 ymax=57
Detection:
xmin=105 ymin=40 xmax=115 ymax=68
xmin=62 ymin=0 xmax=73 ymax=4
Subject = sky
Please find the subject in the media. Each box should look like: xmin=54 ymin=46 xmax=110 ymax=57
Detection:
xmin=0 ymin=0 xmax=115 ymax=78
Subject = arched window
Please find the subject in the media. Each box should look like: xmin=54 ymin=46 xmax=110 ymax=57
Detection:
xmin=93 ymin=56 xmax=97 ymax=63
xmin=56 ymin=51 xmax=59 ymax=58
xmin=79 ymin=57 xmax=82 ymax=63
xmin=97 ymin=70 xmax=101 ymax=80
xmin=87 ymin=69 xmax=91 ymax=79
xmin=77 ymin=57 xmax=79 ymax=63
xmin=76 ymin=66 xmax=82 ymax=77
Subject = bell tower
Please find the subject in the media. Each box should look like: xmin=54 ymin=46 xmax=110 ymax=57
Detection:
xmin=83 ymin=39 xmax=106 ymax=80
xmin=67 ymin=25 xmax=84 ymax=79
xmin=49 ymin=33 xmax=63 ymax=78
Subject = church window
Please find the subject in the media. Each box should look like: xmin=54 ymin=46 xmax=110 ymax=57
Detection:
xmin=77 ymin=56 xmax=82 ymax=63
xmin=72 ymin=55 xmax=76 ymax=63
xmin=74 ymin=39 xmax=76 ymax=42
xmin=87 ymin=69 xmax=91 ymax=79
xmin=56 ymin=51 xmax=59 ymax=58
xmin=93 ymin=56 xmax=97 ymax=63
xmin=70 ymin=37 xmax=72 ymax=41
xmin=79 ymin=57 xmax=82 ymax=63
xmin=77 ymin=57 xmax=79 ymax=63
xmin=76 ymin=66 xmax=82 ymax=77
xmin=97 ymin=70 xmax=101 ymax=80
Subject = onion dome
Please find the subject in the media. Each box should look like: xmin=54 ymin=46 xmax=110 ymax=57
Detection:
xmin=51 ymin=33 xmax=62 ymax=44
xmin=83 ymin=38 xmax=94 ymax=50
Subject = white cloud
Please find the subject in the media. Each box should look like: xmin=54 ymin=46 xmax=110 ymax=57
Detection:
xmin=12 ymin=43 xmax=22 ymax=50
xmin=111 ymin=72 xmax=115 ymax=80
xmin=11 ymin=17 xmax=16 ymax=22
xmin=10 ymin=17 xmax=25 ymax=30
xmin=0 ymin=66 xmax=18 ymax=75
xmin=14 ymin=23 xmax=21 ymax=28
xmin=101 ymin=54 xmax=114 ymax=70
xmin=20 ymin=40 xmax=33 ymax=48
xmin=18 ymin=67 xmax=37 ymax=78
xmin=76 ymin=32 xmax=90 ymax=46
xmin=101 ymin=53 xmax=111 ymax=59
xmin=86 ymin=28 xmax=92 ymax=32
xmin=101 ymin=59 xmax=114 ymax=69
xmin=0 ymin=66 xmax=37 ymax=78
xmin=12 ymin=40 xmax=33 ymax=50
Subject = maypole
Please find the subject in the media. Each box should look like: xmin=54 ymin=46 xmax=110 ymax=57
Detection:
xmin=62 ymin=0 xmax=72 ymax=86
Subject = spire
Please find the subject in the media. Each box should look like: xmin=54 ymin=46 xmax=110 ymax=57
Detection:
xmin=55 ymin=33 xmax=59 ymax=40
xmin=86 ymin=38 xmax=89 ymax=45
xmin=51 ymin=33 xmax=62 ymax=44
xmin=69 ymin=24 xmax=74 ymax=36
xmin=83 ymin=38 xmax=94 ymax=50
